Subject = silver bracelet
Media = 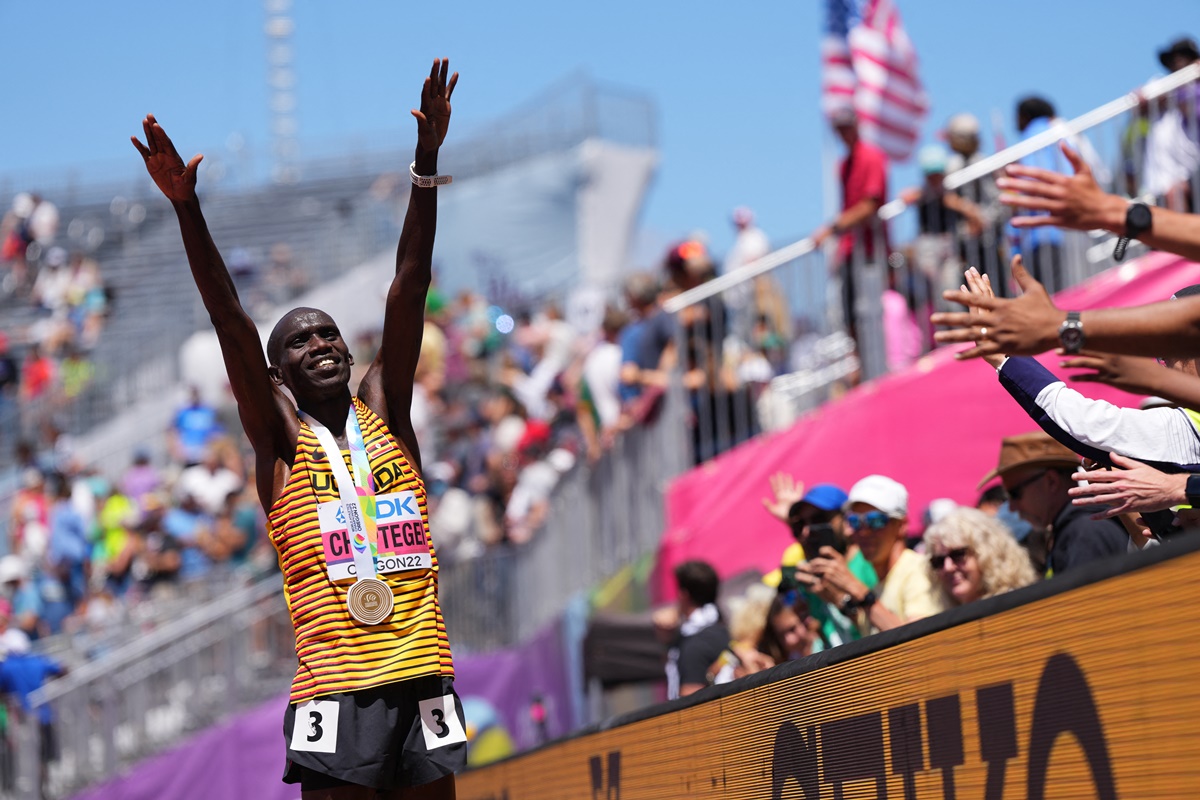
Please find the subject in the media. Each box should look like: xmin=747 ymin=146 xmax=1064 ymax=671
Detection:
xmin=409 ymin=161 xmax=452 ymax=189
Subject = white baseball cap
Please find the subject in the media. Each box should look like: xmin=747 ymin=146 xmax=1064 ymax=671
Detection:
xmin=846 ymin=475 xmax=908 ymax=519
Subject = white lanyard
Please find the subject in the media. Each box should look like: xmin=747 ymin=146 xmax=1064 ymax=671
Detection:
xmin=300 ymin=406 xmax=377 ymax=583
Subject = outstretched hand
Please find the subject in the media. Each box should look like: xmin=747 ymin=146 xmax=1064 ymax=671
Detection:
xmin=996 ymin=142 xmax=1126 ymax=233
xmin=412 ymin=58 xmax=459 ymax=153
xmin=931 ymin=255 xmax=1065 ymax=359
xmin=960 ymin=267 xmax=1005 ymax=368
xmin=131 ymin=115 xmax=203 ymax=203
xmin=1057 ymin=350 xmax=1169 ymax=396
xmin=1069 ymin=454 xmax=1187 ymax=516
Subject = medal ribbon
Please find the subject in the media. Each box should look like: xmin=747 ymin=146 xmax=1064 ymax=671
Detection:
xmin=300 ymin=404 xmax=379 ymax=583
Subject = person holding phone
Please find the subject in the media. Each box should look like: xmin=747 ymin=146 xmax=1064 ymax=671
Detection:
xmin=761 ymin=478 xmax=877 ymax=648
xmin=796 ymin=475 xmax=944 ymax=634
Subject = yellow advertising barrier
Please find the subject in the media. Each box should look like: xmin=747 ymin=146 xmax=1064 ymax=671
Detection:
xmin=457 ymin=538 xmax=1200 ymax=799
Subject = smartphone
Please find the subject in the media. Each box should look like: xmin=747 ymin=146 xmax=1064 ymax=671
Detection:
xmin=803 ymin=523 xmax=847 ymax=560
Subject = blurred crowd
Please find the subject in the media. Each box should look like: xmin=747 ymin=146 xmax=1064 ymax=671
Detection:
xmin=0 ymin=191 xmax=112 ymax=456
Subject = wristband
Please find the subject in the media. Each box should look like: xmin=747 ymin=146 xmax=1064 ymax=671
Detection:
xmin=410 ymin=162 xmax=453 ymax=189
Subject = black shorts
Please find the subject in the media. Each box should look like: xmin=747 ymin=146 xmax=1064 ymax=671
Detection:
xmin=282 ymin=675 xmax=467 ymax=791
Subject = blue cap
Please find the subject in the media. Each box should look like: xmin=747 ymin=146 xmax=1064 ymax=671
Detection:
xmin=801 ymin=484 xmax=848 ymax=512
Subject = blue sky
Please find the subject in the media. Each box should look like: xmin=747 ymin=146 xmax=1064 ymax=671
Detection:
xmin=0 ymin=1 xmax=1194 ymax=261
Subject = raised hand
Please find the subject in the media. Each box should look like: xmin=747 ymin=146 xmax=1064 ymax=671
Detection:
xmin=996 ymin=142 xmax=1126 ymax=233
xmin=1068 ymin=454 xmax=1187 ymax=516
xmin=1058 ymin=350 xmax=1168 ymax=396
xmin=131 ymin=115 xmax=203 ymax=203
xmin=412 ymin=58 xmax=459 ymax=152
xmin=761 ymin=472 xmax=804 ymax=522
xmin=931 ymin=255 xmax=1065 ymax=359
xmin=960 ymin=267 xmax=1005 ymax=368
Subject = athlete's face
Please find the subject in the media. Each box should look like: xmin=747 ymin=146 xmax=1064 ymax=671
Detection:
xmin=269 ymin=309 xmax=353 ymax=399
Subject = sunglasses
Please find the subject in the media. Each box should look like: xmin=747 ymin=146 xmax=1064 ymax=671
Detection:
xmin=846 ymin=511 xmax=890 ymax=531
xmin=1005 ymin=470 xmax=1047 ymax=502
xmin=929 ymin=547 xmax=971 ymax=571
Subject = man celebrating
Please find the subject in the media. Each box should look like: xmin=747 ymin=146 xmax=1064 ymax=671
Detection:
xmin=132 ymin=60 xmax=463 ymax=798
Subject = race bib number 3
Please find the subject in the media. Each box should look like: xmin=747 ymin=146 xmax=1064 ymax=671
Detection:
xmin=291 ymin=699 xmax=339 ymax=754
xmin=318 ymin=491 xmax=432 ymax=581
xmin=418 ymin=694 xmax=467 ymax=750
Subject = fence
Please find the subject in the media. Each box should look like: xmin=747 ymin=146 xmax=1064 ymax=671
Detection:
xmin=662 ymin=62 xmax=1200 ymax=463
xmin=5 ymin=574 xmax=295 ymax=800
xmin=440 ymin=383 xmax=691 ymax=651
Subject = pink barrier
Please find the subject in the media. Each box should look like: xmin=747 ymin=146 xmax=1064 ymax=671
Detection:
xmin=655 ymin=253 xmax=1200 ymax=601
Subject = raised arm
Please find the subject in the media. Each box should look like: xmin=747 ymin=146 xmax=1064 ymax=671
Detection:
xmin=131 ymin=116 xmax=294 ymax=502
xmin=998 ymin=141 xmax=1200 ymax=263
xmin=359 ymin=59 xmax=458 ymax=472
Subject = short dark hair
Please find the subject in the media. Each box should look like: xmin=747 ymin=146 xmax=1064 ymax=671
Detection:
xmin=674 ymin=560 xmax=719 ymax=607
xmin=976 ymin=484 xmax=1008 ymax=508
xmin=1016 ymin=96 xmax=1056 ymax=130
xmin=267 ymin=306 xmax=323 ymax=366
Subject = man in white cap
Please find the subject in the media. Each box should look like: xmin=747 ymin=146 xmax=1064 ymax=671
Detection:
xmin=796 ymin=474 xmax=943 ymax=633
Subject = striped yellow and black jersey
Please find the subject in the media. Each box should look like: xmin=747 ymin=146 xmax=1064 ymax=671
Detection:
xmin=268 ymin=397 xmax=453 ymax=703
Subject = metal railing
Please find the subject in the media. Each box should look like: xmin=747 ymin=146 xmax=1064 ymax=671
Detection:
xmin=663 ymin=64 xmax=1200 ymax=462
xmin=5 ymin=574 xmax=295 ymax=800
xmin=440 ymin=385 xmax=691 ymax=651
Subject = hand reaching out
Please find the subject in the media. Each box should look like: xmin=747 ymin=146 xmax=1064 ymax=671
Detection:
xmin=1057 ymin=350 xmax=1170 ymax=396
xmin=996 ymin=142 xmax=1126 ymax=233
xmin=761 ymin=472 xmax=804 ymax=523
xmin=931 ymin=255 xmax=1065 ymax=358
xmin=412 ymin=58 xmax=459 ymax=153
xmin=131 ymin=115 xmax=203 ymax=203
xmin=960 ymin=267 xmax=1006 ymax=368
xmin=1069 ymin=454 xmax=1187 ymax=516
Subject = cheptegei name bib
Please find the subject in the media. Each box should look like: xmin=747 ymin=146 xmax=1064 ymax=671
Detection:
xmin=300 ymin=406 xmax=429 ymax=626
xmin=317 ymin=490 xmax=432 ymax=581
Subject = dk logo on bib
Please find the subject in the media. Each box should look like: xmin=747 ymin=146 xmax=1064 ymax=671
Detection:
xmin=318 ymin=490 xmax=432 ymax=581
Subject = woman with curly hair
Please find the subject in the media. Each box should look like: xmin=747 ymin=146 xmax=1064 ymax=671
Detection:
xmin=925 ymin=507 xmax=1038 ymax=606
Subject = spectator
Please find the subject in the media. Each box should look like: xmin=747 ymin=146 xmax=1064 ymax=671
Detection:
xmin=761 ymin=477 xmax=876 ymax=648
xmin=1142 ymin=37 xmax=1200 ymax=209
xmin=169 ymin=387 xmax=221 ymax=467
xmin=812 ymin=107 xmax=890 ymax=350
xmin=664 ymin=560 xmax=729 ymax=700
xmin=578 ymin=306 xmax=626 ymax=462
xmin=901 ymin=143 xmax=985 ymax=313
xmin=0 ymin=334 xmax=18 ymax=446
xmin=757 ymin=593 xmax=823 ymax=663
xmin=0 ymin=644 xmax=66 ymax=782
xmin=161 ymin=493 xmax=216 ymax=584
xmin=979 ymin=432 xmax=1128 ymax=576
xmin=619 ymin=272 xmax=674 ymax=418
xmin=944 ymin=112 xmax=1009 ymax=291
xmin=1009 ymin=96 xmax=1109 ymax=294
xmin=797 ymin=475 xmax=943 ymax=633
xmin=724 ymin=207 xmax=786 ymax=346
xmin=924 ymin=508 xmax=1038 ymax=607
xmin=119 ymin=448 xmax=163 ymax=507
xmin=175 ymin=448 xmax=243 ymax=517
xmin=46 ymin=480 xmax=89 ymax=608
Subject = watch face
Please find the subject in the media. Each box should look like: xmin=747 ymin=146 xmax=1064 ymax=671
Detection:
xmin=1128 ymin=203 xmax=1153 ymax=233
xmin=1061 ymin=326 xmax=1084 ymax=351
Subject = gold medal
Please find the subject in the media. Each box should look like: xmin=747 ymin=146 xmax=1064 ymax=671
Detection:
xmin=346 ymin=577 xmax=393 ymax=625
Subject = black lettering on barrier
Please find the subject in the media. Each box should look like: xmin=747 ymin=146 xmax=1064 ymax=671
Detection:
xmin=1027 ymin=653 xmax=1117 ymax=800
xmin=925 ymin=694 xmax=963 ymax=800
xmin=821 ymin=712 xmax=886 ymax=800
xmin=888 ymin=704 xmax=922 ymax=800
xmin=589 ymin=751 xmax=620 ymax=800
xmin=976 ymin=683 xmax=1017 ymax=800
xmin=770 ymin=722 xmax=820 ymax=800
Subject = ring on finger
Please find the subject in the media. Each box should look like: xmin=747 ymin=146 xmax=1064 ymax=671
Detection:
xmin=979 ymin=327 xmax=988 ymax=337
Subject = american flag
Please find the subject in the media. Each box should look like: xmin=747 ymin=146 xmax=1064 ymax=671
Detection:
xmin=822 ymin=0 xmax=928 ymax=161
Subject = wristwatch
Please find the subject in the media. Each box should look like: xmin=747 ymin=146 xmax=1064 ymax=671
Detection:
xmin=1058 ymin=311 xmax=1085 ymax=355
xmin=1185 ymin=474 xmax=1200 ymax=508
xmin=1113 ymin=201 xmax=1153 ymax=262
